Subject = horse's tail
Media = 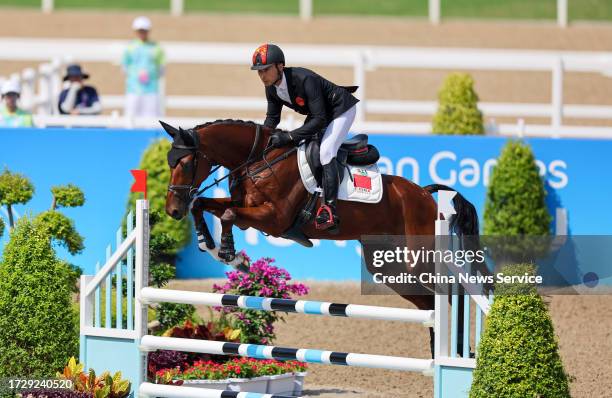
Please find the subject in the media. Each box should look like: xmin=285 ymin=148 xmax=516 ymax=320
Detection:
xmin=423 ymin=184 xmax=479 ymax=237
xmin=423 ymin=184 xmax=491 ymax=287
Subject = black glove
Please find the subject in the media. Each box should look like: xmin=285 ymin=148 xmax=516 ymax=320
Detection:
xmin=268 ymin=131 xmax=294 ymax=148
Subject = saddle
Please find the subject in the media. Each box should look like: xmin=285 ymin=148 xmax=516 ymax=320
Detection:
xmin=281 ymin=134 xmax=381 ymax=247
xmin=306 ymin=133 xmax=380 ymax=187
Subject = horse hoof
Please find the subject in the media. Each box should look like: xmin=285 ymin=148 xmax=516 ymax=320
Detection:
xmin=218 ymin=250 xmax=236 ymax=263
xmin=197 ymin=234 xmax=216 ymax=252
xmin=228 ymin=254 xmax=250 ymax=273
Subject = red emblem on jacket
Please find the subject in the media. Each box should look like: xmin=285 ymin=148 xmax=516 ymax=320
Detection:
xmin=295 ymin=96 xmax=305 ymax=106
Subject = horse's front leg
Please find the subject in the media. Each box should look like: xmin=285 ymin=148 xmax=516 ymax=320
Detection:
xmin=190 ymin=197 xmax=234 ymax=251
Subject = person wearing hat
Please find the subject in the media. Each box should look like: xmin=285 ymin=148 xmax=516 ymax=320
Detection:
xmin=122 ymin=16 xmax=165 ymax=117
xmin=0 ymin=80 xmax=33 ymax=127
xmin=58 ymin=64 xmax=102 ymax=115
xmin=251 ymin=43 xmax=359 ymax=234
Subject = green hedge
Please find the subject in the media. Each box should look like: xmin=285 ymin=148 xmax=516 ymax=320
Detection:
xmin=470 ymin=263 xmax=570 ymax=397
xmin=0 ymin=217 xmax=79 ymax=377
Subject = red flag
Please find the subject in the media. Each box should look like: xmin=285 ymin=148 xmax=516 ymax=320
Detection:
xmin=130 ymin=170 xmax=147 ymax=199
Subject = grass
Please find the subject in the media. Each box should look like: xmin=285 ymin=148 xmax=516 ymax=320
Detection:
xmin=0 ymin=0 xmax=611 ymax=21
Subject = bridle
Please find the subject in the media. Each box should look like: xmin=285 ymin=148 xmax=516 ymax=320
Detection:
xmin=167 ymin=124 xmax=268 ymax=205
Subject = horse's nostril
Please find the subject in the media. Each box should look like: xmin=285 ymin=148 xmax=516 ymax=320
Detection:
xmin=171 ymin=209 xmax=181 ymax=220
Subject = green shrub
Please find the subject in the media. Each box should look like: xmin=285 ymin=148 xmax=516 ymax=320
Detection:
xmin=484 ymin=140 xmax=551 ymax=235
xmin=0 ymin=168 xmax=34 ymax=229
xmin=34 ymin=210 xmax=84 ymax=255
xmin=0 ymin=217 xmax=79 ymax=377
xmin=432 ymin=72 xmax=484 ymax=135
xmin=470 ymin=264 xmax=570 ymax=398
xmin=51 ymin=184 xmax=85 ymax=209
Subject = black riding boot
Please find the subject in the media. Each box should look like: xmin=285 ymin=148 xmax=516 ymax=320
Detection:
xmin=315 ymin=159 xmax=340 ymax=234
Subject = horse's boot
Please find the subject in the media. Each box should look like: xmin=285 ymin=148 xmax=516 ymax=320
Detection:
xmin=218 ymin=232 xmax=236 ymax=262
xmin=315 ymin=159 xmax=340 ymax=234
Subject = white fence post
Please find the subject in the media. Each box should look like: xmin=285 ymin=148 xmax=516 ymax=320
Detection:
xmin=557 ymin=0 xmax=568 ymax=28
xmin=21 ymin=68 xmax=37 ymax=112
xmin=429 ymin=0 xmax=441 ymax=25
xmin=170 ymin=0 xmax=184 ymax=16
xmin=300 ymin=0 xmax=313 ymax=21
xmin=37 ymin=63 xmax=53 ymax=115
xmin=41 ymin=0 xmax=53 ymax=13
xmin=552 ymin=57 xmax=564 ymax=132
xmin=50 ymin=58 xmax=63 ymax=115
xmin=354 ymin=52 xmax=366 ymax=124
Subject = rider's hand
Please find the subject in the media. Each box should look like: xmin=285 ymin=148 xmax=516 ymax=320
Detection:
xmin=268 ymin=131 xmax=294 ymax=148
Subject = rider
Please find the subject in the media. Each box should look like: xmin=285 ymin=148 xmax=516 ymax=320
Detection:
xmin=251 ymin=43 xmax=359 ymax=233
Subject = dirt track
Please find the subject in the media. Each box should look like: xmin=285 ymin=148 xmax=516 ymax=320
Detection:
xmin=1 ymin=9 xmax=612 ymax=126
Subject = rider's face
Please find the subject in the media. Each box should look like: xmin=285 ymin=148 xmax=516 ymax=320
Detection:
xmin=257 ymin=64 xmax=283 ymax=87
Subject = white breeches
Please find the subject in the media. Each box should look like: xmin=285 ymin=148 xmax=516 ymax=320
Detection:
xmin=319 ymin=104 xmax=357 ymax=165
xmin=124 ymin=93 xmax=161 ymax=118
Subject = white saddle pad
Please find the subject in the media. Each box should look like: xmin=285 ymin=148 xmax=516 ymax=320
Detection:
xmin=297 ymin=145 xmax=383 ymax=204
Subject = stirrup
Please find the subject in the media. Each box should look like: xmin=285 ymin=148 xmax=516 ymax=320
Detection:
xmin=315 ymin=205 xmax=338 ymax=231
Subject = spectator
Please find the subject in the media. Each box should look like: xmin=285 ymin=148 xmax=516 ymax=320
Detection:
xmin=0 ymin=80 xmax=33 ymax=127
xmin=58 ymin=64 xmax=102 ymax=115
xmin=122 ymin=16 xmax=165 ymax=117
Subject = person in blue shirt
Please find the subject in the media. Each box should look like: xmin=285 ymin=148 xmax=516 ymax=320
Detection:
xmin=0 ymin=80 xmax=33 ymax=127
xmin=58 ymin=64 xmax=102 ymax=115
xmin=122 ymin=16 xmax=165 ymax=117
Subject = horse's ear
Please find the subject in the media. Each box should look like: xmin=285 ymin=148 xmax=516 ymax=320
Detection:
xmin=159 ymin=120 xmax=179 ymax=138
xmin=179 ymin=128 xmax=196 ymax=147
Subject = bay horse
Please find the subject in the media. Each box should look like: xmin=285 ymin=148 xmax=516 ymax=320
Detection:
xmin=162 ymin=119 xmax=485 ymax=356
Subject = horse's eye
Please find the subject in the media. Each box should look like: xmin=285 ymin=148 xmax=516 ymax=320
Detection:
xmin=181 ymin=160 xmax=193 ymax=175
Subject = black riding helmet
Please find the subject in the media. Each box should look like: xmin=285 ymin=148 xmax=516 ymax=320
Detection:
xmin=251 ymin=43 xmax=285 ymax=70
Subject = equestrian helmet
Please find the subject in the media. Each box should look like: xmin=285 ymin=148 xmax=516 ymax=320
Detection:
xmin=251 ymin=43 xmax=285 ymax=70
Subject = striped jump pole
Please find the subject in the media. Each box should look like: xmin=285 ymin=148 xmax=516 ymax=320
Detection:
xmin=140 ymin=336 xmax=434 ymax=375
xmin=140 ymin=287 xmax=434 ymax=326
xmin=139 ymin=382 xmax=295 ymax=398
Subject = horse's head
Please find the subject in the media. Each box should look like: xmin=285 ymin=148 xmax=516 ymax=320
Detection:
xmin=161 ymin=121 xmax=214 ymax=220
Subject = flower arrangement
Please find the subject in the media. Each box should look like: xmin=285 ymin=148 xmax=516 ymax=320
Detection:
xmin=155 ymin=357 xmax=307 ymax=384
xmin=212 ymin=254 xmax=309 ymax=345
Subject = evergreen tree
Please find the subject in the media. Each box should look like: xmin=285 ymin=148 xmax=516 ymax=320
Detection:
xmin=432 ymin=72 xmax=484 ymax=135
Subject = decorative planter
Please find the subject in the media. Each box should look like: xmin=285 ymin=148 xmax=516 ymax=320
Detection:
xmin=227 ymin=376 xmax=269 ymax=393
xmin=177 ymin=372 xmax=307 ymax=395
xmin=266 ymin=373 xmax=295 ymax=395
xmin=179 ymin=379 xmax=229 ymax=390
xmin=293 ymin=371 xmax=308 ymax=396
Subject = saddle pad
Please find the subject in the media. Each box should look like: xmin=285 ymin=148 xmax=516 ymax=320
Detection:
xmin=297 ymin=145 xmax=383 ymax=204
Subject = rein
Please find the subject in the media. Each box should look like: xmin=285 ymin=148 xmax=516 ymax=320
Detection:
xmin=169 ymin=124 xmax=299 ymax=200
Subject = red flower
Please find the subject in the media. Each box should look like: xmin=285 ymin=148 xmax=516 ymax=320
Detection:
xmin=295 ymin=96 xmax=305 ymax=106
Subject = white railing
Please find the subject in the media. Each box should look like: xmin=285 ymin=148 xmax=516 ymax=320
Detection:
xmin=28 ymin=114 xmax=612 ymax=139
xmin=1 ymin=38 xmax=611 ymax=137
xmin=36 ymin=0 xmax=570 ymax=27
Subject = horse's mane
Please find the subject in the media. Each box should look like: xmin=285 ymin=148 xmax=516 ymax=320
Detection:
xmin=193 ymin=119 xmax=260 ymax=131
